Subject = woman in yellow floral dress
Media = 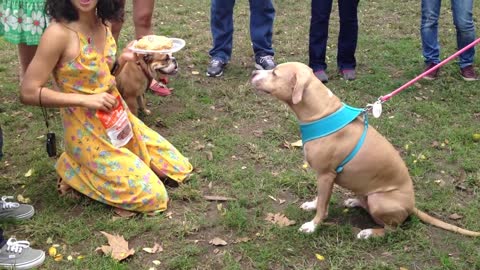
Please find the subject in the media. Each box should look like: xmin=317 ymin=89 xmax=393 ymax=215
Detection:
xmin=19 ymin=0 xmax=192 ymax=213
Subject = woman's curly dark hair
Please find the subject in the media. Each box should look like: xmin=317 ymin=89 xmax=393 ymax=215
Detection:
xmin=45 ymin=0 xmax=124 ymax=24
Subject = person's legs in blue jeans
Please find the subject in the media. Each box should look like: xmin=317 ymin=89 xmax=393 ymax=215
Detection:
xmin=0 ymin=228 xmax=5 ymax=248
xmin=209 ymin=0 xmax=236 ymax=62
xmin=337 ymin=0 xmax=359 ymax=70
xmin=451 ymin=0 xmax=475 ymax=68
xmin=249 ymin=0 xmax=275 ymax=58
xmin=309 ymin=0 xmax=333 ymax=72
xmin=421 ymin=0 xmax=442 ymax=65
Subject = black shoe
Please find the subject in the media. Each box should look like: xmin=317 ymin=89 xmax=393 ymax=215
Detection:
xmin=206 ymin=58 xmax=226 ymax=77
xmin=255 ymin=55 xmax=276 ymax=70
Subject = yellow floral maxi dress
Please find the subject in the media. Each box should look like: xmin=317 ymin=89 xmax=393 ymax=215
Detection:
xmin=53 ymin=26 xmax=192 ymax=212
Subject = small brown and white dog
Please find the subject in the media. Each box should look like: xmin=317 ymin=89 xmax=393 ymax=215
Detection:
xmin=116 ymin=53 xmax=177 ymax=115
xmin=251 ymin=62 xmax=480 ymax=239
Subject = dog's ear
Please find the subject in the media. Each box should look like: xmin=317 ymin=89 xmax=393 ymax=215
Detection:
xmin=292 ymin=71 xmax=308 ymax=105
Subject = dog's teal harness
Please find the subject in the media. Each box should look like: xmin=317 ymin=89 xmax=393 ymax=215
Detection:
xmin=300 ymin=103 xmax=368 ymax=173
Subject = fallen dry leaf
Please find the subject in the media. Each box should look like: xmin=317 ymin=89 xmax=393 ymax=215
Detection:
xmin=193 ymin=142 xmax=205 ymax=151
xmin=191 ymin=71 xmax=199 ymax=75
xmin=302 ymin=162 xmax=309 ymax=169
xmin=97 ymin=231 xmax=135 ymax=261
xmin=399 ymin=267 xmax=409 ymax=270
xmin=16 ymin=194 xmax=31 ymax=204
xmin=152 ymin=260 xmax=161 ymax=265
xmin=48 ymin=247 xmax=57 ymax=257
xmin=315 ymin=253 xmax=325 ymax=261
xmin=290 ymin=140 xmax=303 ymax=148
xmin=209 ymin=237 xmax=228 ymax=246
xmin=203 ymin=195 xmax=236 ymax=201
xmin=205 ymin=151 xmax=213 ymax=161
xmin=434 ymin=179 xmax=446 ymax=187
xmin=252 ymin=130 xmax=263 ymax=137
xmin=265 ymin=213 xmax=296 ymax=227
xmin=24 ymin=169 xmax=33 ymax=177
xmin=268 ymin=195 xmax=278 ymax=202
xmin=448 ymin=213 xmax=463 ymax=220
xmin=233 ymin=237 xmax=251 ymax=243
xmin=281 ymin=140 xmax=291 ymax=149
xmin=143 ymin=242 xmax=163 ymax=254
xmin=113 ymin=208 xmax=136 ymax=218
xmin=54 ymin=254 xmax=63 ymax=262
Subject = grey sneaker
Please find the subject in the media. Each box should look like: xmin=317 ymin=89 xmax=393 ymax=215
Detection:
xmin=314 ymin=70 xmax=328 ymax=83
xmin=0 ymin=196 xmax=34 ymax=220
xmin=339 ymin=69 xmax=356 ymax=81
xmin=0 ymin=238 xmax=45 ymax=270
xmin=255 ymin=55 xmax=276 ymax=70
xmin=206 ymin=58 xmax=227 ymax=77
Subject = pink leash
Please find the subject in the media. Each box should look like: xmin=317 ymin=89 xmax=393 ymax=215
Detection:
xmin=366 ymin=37 xmax=480 ymax=117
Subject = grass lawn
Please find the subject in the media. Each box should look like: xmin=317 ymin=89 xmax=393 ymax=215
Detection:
xmin=1 ymin=0 xmax=479 ymax=269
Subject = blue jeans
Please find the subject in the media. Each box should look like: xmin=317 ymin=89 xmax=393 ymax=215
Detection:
xmin=421 ymin=0 xmax=476 ymax=68
xmin=0 ymin=228 xmax=4 ymax=248
xmin=209 ymin=0 xmax=275 ymax=62
xmin=309 ymin=0 xmax=359 ymax=72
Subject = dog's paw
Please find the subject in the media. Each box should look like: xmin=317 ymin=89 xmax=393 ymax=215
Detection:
xmin=300 ymin=199 xmax=317 ymax=211
xmin=343 ymin=198 xmax=362 ymax=208
xmin=299 ymin=221 xmax=317 ymax=233
xmin=356 ymin=229 xmax=373 ymax=239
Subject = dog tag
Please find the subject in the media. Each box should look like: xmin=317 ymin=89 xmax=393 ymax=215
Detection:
xmin=372 ymin=101 xmax=382 ymax=118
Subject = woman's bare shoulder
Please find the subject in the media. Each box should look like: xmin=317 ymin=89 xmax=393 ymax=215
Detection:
xmin=41 ymin=21 xmax=72 ymax=43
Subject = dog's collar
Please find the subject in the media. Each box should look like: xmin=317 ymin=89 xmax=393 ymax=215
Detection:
xmin=136 ymin=56 xmax=154 ymax=88
xmin=299 ymin=103 xmax=368 ymax=173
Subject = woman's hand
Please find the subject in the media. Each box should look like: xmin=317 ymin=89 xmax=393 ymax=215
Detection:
xmin=120 ymin=41 xmax=138 ymax=62
xmin=81 ymin=92 xmax=117 ymax=111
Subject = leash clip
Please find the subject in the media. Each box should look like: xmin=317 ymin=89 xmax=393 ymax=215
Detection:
xmin=365 ymin=98 xmax=383 ymax=118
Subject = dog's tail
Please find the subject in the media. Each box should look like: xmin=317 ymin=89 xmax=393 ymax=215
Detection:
xmin=413 ymin=208 xmax=480 ymax=237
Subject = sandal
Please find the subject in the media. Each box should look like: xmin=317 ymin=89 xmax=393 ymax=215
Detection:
xmin=57 ymin=177 xmax=81 ymax=200
xmin=149 ymin=79 xmax=173 ymax=97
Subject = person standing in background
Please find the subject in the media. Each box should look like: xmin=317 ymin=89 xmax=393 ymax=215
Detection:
xmin=206 ymin=0 xmax=276 ymax=77
xmin=0 ymin=3 xmax=48 ymax=267
xmin=420 ymin=0 xmax=477 ymax=81
xmin=309 ymin=0 xmax=360 ymax=83
xmin=0 ymin=0 xmax=48 ymax=82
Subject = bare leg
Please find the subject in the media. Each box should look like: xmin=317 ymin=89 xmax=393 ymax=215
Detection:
xmin=17 ymin=44 xmax=37 ymax=83
xmin=132 ymin=0 xmax=155 ymax=39
xmin=111 ymin=0 xmax=126 ymax=42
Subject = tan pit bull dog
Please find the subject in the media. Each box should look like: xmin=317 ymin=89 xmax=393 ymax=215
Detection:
xmin=116 ymin=53 xmax=177 ymax=116
xmin=251 ymin=62 xmax=480 ymax=239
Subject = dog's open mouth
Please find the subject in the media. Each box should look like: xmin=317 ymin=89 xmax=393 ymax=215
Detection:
xmin=156 ymin=68 xmax=178 ymax=76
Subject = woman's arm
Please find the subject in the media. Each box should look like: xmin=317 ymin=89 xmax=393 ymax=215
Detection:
xmin=111 ymin=41 xmax=138 ymax=76
xmin=20 ymin=23 xmax=117 ymax=112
